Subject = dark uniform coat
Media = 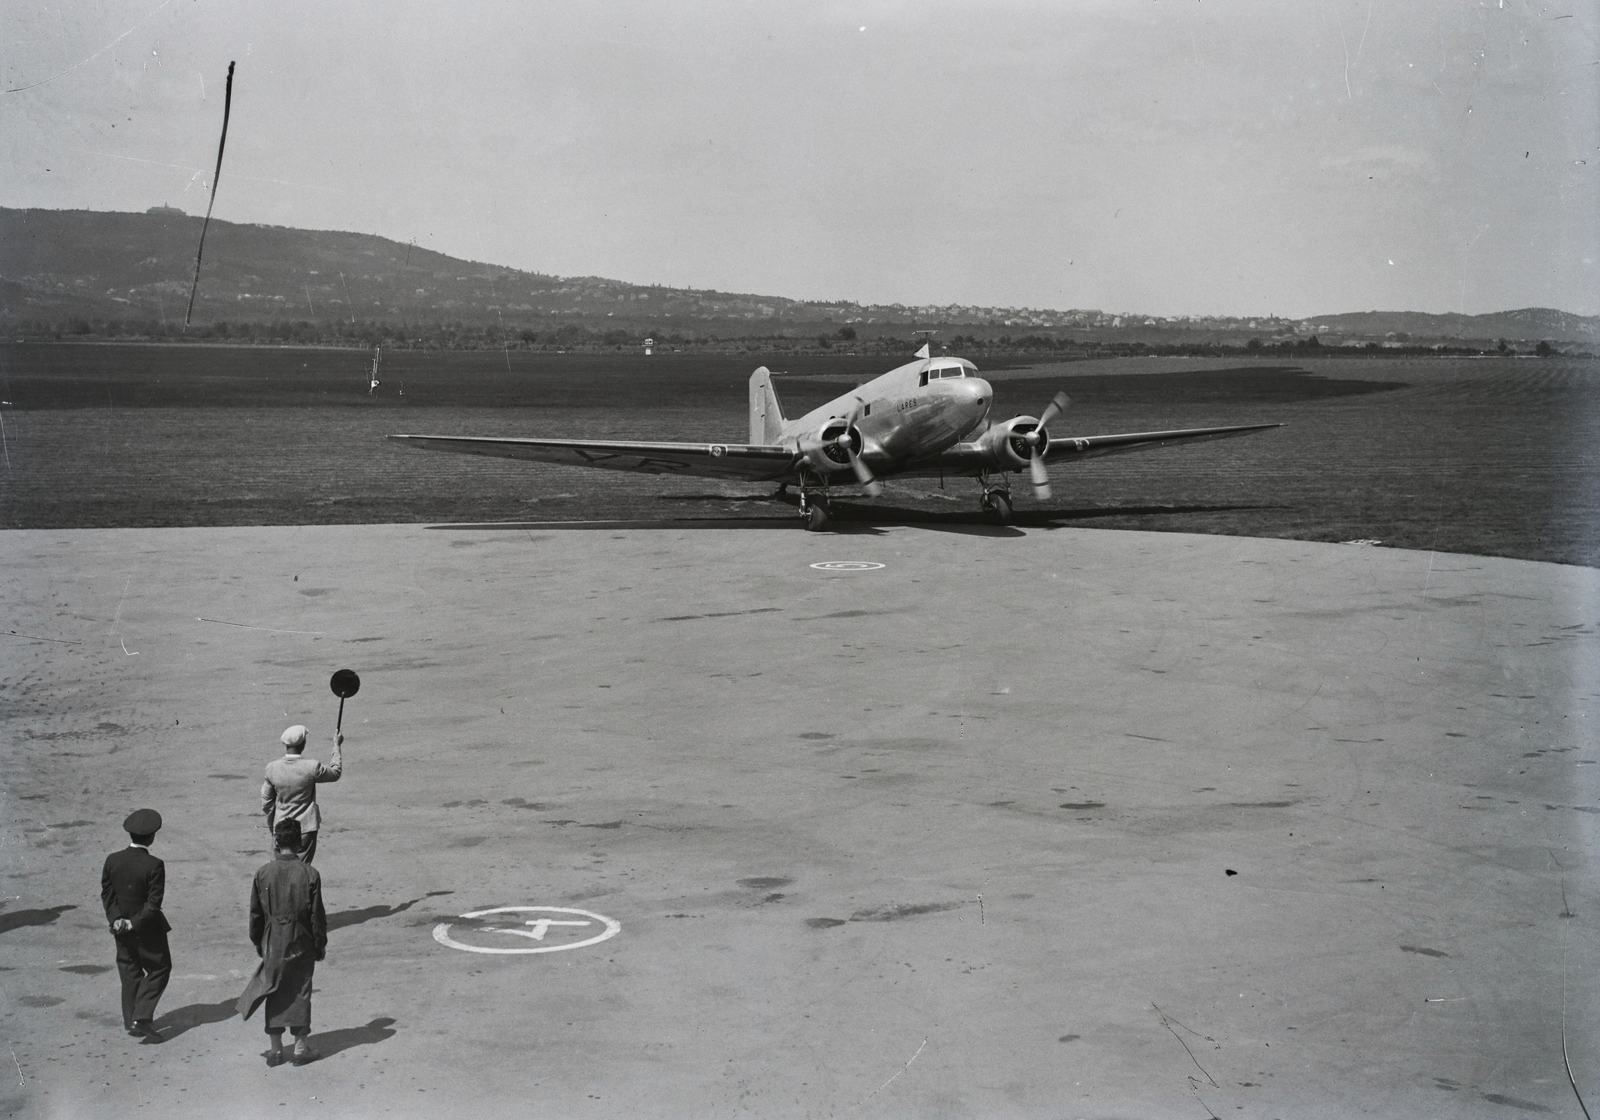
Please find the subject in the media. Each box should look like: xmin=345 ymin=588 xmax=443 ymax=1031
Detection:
xmin=101 ymin=845 xmax=173 ymax=1028
xmin=237 ymin=853 xmax=327 ymax=1029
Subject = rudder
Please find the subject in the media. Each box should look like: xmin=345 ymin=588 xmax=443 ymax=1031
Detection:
xmin=749 ymin=367 xmax=786 ymax=444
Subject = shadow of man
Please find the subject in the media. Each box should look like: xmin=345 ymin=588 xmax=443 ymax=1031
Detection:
xmin=326 ymin=891 xmax=453 ymax=932
xmin=153 ymin=997 xmax=238 ymax=1041
xmin=0 ymin=905 xmax=77 ymax=935
xmin=312 ymin=1017 xmax=398 ymax=1059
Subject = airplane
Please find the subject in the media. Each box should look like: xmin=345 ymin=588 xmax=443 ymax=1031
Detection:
xmin=387 ymin=345 xmax=1279 ymax=531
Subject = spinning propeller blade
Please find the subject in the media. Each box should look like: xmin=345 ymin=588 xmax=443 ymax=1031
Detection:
xmin=844 ymin=403 xmax=882 ymax=498
xmin=1030 ymin=448 xmax=1051 ymax=498
xmin=1025 ymin=393 xmax=1069 ymax=499
xmin=1037 ymin=392 xmax=1069 ymax=430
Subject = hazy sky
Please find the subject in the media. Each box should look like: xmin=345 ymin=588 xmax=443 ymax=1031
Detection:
xmin=3 ymin=0 xmax=1596 ymax=317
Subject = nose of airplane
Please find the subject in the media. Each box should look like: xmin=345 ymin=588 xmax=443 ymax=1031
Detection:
xmin=961 ymin=376 xmax=992 ymax=419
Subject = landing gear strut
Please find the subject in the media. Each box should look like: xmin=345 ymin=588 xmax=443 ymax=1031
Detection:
xmin=980 ymin=488 xmax=1013 ymax=524
xmin=978 ymin=473 xmax=1014 ymax=524
xmin=798 ymin=471 xmax=832 ymax=532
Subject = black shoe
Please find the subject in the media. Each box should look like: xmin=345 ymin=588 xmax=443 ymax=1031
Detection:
xmin=132 ymin=1021 xmax=163 ymax=1043
xmin=265 ymin=1050 xmax=286 ymax=1067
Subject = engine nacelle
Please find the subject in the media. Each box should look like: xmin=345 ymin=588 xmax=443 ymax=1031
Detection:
xmin=974 ymin=416 xmax=1049 ymax=470
xmin=797 ymin=420 xmax=860 ymax=473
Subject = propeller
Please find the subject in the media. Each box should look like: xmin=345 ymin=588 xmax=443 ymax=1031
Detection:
xmin=1019 ymin=392 xmax=1069 ymax=499
xmin=842 ymin=402 xmax=882 ymax=498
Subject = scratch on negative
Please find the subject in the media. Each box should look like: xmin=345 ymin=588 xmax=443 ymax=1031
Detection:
xmin=12 ymin=1048 xmax=22 ymax=1085
xmin=109 ymin=576 xmax=132 ymax=637
xmin=3 ymin=0 xmax=176 ymax=94
xmin=856 ymin=1037 xmax=928 ymax=1109
xmin=1153 ymin=1004 xmax=1218 ymax=1088
xmin=197 ymin=618 xmax=324 ymax=635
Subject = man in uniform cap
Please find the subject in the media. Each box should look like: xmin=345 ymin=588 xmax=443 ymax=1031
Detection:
xmin=261 ymin=723 xmax=343 ymax=863
xmin=101 ymin=808 xmax=172 ymax=1041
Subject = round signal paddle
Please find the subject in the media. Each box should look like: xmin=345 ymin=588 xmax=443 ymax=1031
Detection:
xmin=329 ymin=669 xmax=360 ymax=732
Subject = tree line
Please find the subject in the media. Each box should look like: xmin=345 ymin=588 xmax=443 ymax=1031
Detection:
xmin=4 ymin=316 xmax=1579 ymax=358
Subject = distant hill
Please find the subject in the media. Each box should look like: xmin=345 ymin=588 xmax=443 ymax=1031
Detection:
xmin=2 ymin=207 xmax=1596 ymax=346
xmin=1309 ymin=308 xmax=1599 ymax=344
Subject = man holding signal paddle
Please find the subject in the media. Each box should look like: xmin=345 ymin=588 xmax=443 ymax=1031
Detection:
xmin=260 ymin=671 xmax=359 ymax=864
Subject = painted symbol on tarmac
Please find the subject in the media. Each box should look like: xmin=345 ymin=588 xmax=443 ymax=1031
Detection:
xmin=432 ymin=906 xmax=621 ymax=955
xmin=810 ymin=561 xmax=886 ymax=571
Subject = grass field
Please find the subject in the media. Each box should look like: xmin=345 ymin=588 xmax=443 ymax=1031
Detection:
xmin=1 ymin=343 xmax=1596 ymax=566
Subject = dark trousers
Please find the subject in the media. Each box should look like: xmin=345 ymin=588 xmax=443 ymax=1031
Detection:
xmin=114 ymin=931 xmax=171 ymax=1027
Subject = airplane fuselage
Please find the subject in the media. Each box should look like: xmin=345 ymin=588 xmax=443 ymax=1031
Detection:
xmin=783 ymin=356 xmax=992 ymax=471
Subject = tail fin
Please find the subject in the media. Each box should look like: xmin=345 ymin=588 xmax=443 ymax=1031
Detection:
xmin=749 ymin=367 xmax=787 ymax=444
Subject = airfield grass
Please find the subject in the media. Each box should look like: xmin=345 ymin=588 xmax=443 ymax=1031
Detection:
xmin=1 ymin=344 xmax=1596 ymax=566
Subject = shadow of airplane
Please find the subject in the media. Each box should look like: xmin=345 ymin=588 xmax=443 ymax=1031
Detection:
xmin=327 ymin=890 xmax=454 ymax=933
xmin=0 ymin=905 xmax=77 ymax=935
xmin=427 ymin=502 xmax=1273 ymax=536
xmin=431 ymin=517 xmax=803 ymax=532
xmin=153 ymin=997 xmax=237 ymax=1041
xmin=311 ymin=1017 xmax=397 ymax=1059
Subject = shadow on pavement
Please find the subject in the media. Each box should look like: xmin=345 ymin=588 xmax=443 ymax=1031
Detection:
xmin=430 ymin=518 xmax=800 ymax=531
xmin=424 ymin=502 xmax=1276 ymax=535
xmin=327 ymin=891 xmax=454 ymax=932
xmin=313 ymin=1017 xmax=397 ymax=1059
xmin=153 ymin=998 xmax=237 ymax=1041
xmin=0 ymin=905 xmax=77 ymax=935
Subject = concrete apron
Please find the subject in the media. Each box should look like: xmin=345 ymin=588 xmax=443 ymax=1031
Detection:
xmin=1 ymin=523 xmax=1595 ymax=1120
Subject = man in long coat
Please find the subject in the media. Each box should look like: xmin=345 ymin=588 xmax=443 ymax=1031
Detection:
xmin=101 ymin=808 xmax=171 ymax=1041
xmin=237 ymin=818 xmax=327 ymax=1066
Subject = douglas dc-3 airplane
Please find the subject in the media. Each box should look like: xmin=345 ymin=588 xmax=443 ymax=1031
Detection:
xmin=388 ymin=346 xmax=1278 ymax=531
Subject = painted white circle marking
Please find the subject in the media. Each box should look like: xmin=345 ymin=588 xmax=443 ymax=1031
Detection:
xmin=810 ymin=561 xmax=886 ymax=571
xmin=432 ymin=906 xmax=621 ymax=955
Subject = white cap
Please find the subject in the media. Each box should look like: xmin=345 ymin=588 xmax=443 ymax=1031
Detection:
xmin=280 ymin=725 xmax=308 ymax=748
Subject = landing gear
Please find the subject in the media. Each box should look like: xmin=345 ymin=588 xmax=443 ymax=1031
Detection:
xmin=980 ymin=489 xmax=1013 ymax=524
xmin=798 ymin=471 xmax=832 ymax=532
xmin=978 ymin=472 xmax=1014 ymax=525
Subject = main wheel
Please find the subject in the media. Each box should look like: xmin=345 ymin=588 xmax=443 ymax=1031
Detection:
xmin=806 ymin=500 xmax=831 ymax=532
xmin=985 ymin=491 xmax=1013 ymax=524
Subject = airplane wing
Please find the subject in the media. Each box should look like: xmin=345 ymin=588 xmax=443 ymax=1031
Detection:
xmin=899 ymin=422 xmax=1281 ymax=477
xmin=386 ymin=434 xmax=797 ymax=482
xmin=1041 ymin=422 xmax=1282 ymax=462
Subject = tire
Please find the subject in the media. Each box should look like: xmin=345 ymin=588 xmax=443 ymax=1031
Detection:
xmin=988 ymin=492 xmax=1013 ymax=524
xmin=806 ymin=502 xmax=831 ymax=532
